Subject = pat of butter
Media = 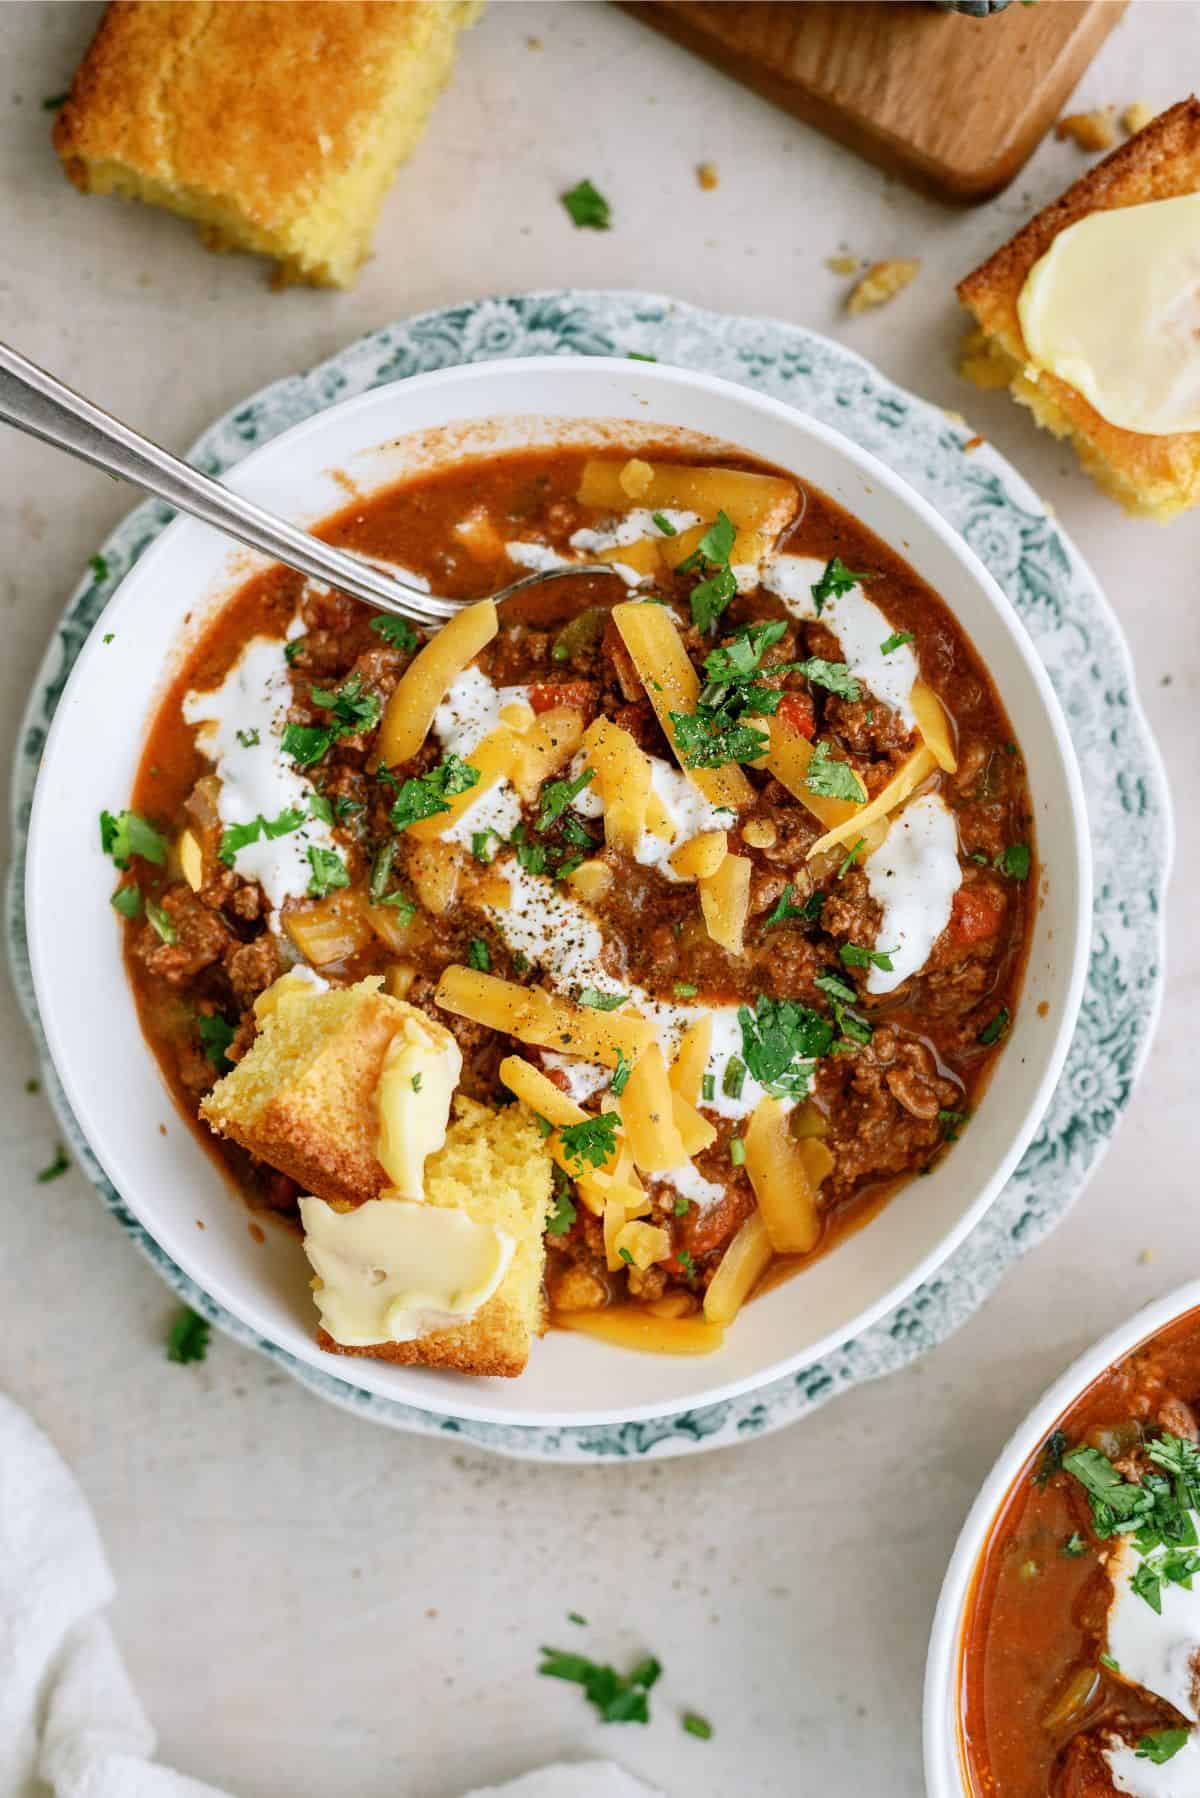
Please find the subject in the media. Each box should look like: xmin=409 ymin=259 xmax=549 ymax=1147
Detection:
xmin=299 ymin=1196 xmax=513 ymax=1347
xmin=1017 ymin=193 xmax=1200 ymax=435
xmin=374 ymin=1013 xmax=462 ymax=1201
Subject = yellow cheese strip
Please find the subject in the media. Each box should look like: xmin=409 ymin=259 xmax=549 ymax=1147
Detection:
xmin=668 ymin=829 xmax=727 ymax=881
xmin=377 ymin=599 xmax=498 ymax=768
xmin=406 ymin=724 xmax=514 ymax=842
xmin=284 ymin=887 xmax=373 ymax=965
xmin=507 ymin=705 xmax=587 ymax=803
xmin=565 ymin=858 xmax=613 ymax=903
xmin=498 ymin=1055 xmax=626 ymax=1212
xmin=611 ymin=601 xmax=753 ymax=810
xmin=577 ymin=459 xmax=799 ymax=534
xmin=910 ymin=681 xmax=958 ymax=774
xmin=554 ymin=1305 xmax=725 ymax=1356
xmin=671 ymin=1091 xmax=718 ymax=1158
xmin=581 ymin=715 xmax=651 ymax=854
xmin=498 ymin=1055 xmax=585 ymax=1129
xmin=599 ymin=537 xmax=661 ymax=576
xmin=657 ymin=522 xmax=768 ymax=573
xmin=703 ymin=1211 xmax=773 ymax=1327
xmin=437 ymin=966 xmax=654 ymax=1068
xmin=744 ymin=1095 xmax=823 ymax=1255
xmin=698 ymin=852 xmax=752 ymax=956
xmin=759 ymin=719 xmax=853 ymax=830
xmin=614 ymin=1219 xmax=671 ymax=1271
xmin=668 ymin=1015 xmax=713 ymax=1106
xmin=620 ymin=1042 xmax=688 ymax=1172
xmin=805 ymin=746 xmax=937 ymax=860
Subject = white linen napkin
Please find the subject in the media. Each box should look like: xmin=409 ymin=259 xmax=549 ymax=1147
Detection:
xmin=0 ymin=1392 xmax=661 ymax=1798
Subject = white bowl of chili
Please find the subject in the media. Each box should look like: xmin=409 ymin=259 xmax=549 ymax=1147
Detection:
xmin=925 ymin=1281 xmax=1200 ymax=1797
xmin=24 ymin=354 xmax=1091 ymax=1428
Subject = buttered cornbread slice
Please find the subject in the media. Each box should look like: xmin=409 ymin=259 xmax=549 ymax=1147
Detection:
xmin=202 ymin=974 xmax=552 ymax=1376
xmin=958 ymin=97 xmax=1200 ymax=519
xmin=52 ymin=0 xmax=483 ymax=288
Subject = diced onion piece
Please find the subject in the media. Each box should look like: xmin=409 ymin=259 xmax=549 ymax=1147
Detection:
xmin=507 ymin=706 xmax=586 ymax=803
xmin=405 ymin=839 xmax=461 ymax=915
xmin=911 ymin=682 xmax=958 ymax=773
xmin=599 ymin=537 xmax=661 ymax=576
xmin=668 ymin=829 xmax=727 ymax=881
xmin=554 ymin=1305 xmax=725 ymax=1356
xmin=672 ymin=1091 xmax=718 ymax=1158
xmin=611 ymin=601 xmax=753 ymax=810
xmin=577 ymin=459 xmax=799 ymax=534
xmin=377 ymin=599 xmax=498 ymax=767
xmin=658 ymin=522 xmax=767 ymax=573
xmin=499 ymin=1055 xmax=587 ymax=1128
xmin=383 ymin=962 xmax=418 ymax=999
xmin=619 ymin=457 xmax=655 ymax=499
xmin=703 ymin=1212 xmax=773 ymax=1327
xmin=283 ymin=887 xmax=373 ymax=966
xmin=565 ymin=858 xmax=613 ymax=902
xmin=406 ymin=724 xmax=514 ymax=843
xmin=603 ymin=1186 xmax=640 ymax=1267
xmin=805 ymin=746 xmax=937 ymax=860
xmin=791 ymin=1100 xmax=829 ymax=1141
xmin=366 ymin=901 xmax=419 ymax=953
xmin=646 ymin=1291 xmax=699 ymax=1319
xmin=744 ymin=1095 xmax=823 ymax=1255
xmin=437 ymin=967 xmax=654 ymax=1068
xmin=615 ymin=1219 xmax=671 ymax=1271
xmin=620 ymin=1043 xmax=688 ymax=1172
xmin=177 ymin=828 xmax=204 ymax=893
xmin=698 ymin=852 xmax=751 ymax=956
xmin=581 ymin=715 xmax=652 ymax=854
xmin=669 ymin=1015 xmax=713 ymax=1106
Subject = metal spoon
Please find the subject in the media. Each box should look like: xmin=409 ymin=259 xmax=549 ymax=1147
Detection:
xmin=0 ymin=341 xmax=623 ymax=629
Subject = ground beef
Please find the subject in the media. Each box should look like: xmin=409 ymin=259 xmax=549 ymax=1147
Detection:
xmin=133 ymin=885 xmax=230 ymax=985
xmin=223 ymin=934 xmax=285 ymax=1007
xmin=824 ymin=694 xmax=917 ymax=759
xmin=819 ymin=870 xmax=882 ymax=944
xmin=819 ymin=1039 xmax=952 ymax=1196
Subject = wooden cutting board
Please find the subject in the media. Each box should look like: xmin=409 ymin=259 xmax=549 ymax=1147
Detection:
xmin=620 ymin=0 xmax=1128 ymax=203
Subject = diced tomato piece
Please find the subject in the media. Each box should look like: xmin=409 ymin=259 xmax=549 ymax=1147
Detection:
xmin=949 ymin=883 xmax=1005 ymax=947
xmin=527 ymin=680 xmax=595 ymax=719
xmin=776 ymin=690 xmax=815 ymax=740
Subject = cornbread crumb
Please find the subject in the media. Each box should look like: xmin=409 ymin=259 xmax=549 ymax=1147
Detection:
xmin=1121 ymin=100 xmax=1155 ymax=136
xmin=847 ymin=258 xmax=920 ymax=315
xmin=52 ymin=0 xmax=483 ymax=288
xmin=1055 ymin=108 xmax=1116 ymax=152
xmin=826 ymin=253 xmax=860 ymax=276
xmin=527 ymin=35 xmax=543 ymax=50
xmin=696 ymin=161 xmax=719 ymax=191
xmin=1138 ymin=1248 xmax=1154 ymax=1265
xmin=958 ymin=97 xmax=1200 ymax=520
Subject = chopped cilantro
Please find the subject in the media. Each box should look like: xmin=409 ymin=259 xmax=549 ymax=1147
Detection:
xmin=110 ymin=883 xmax=143 ymax=920
xmin=578 ymin=986 xmax=627 ymax=1010
xmin=978 ymin=1007 xmax=1010 ymax=1046
xmin=762 ymin=884 xmax=811 ymax=931
xmin=836 ymin=838 xmax=866 ymax=879
xmin=100 ymin=809 xmax=166 ymax=869
xmin=561 ymin=178 xmax=611 ymax=230
xmin=36 ymin=1146 xmax=70 ymax=1184
xmin=794 ymin=657 xmax=861 ymax=700
xmin=306 ymin=845 xmax=349 ymax=898
xmin=729 ymin=1136 xmax=746 ymax=1167
xmin=558 ymin=1112 xmax=620 ymax=1171
xmin=739 ymin=995 xmax=834 ymax=1101
xmin=1061 ymin=1532 xmax=1088 ymax=1558
xmin=309 ymin=789 xmax=334 ymax=825
xmin=1136 ymin=1730 xmax=1190 ymax=1765
xmin=389 ymin=755 xmax=480 ymax=832
xmin=879 ymin=630 xmax=915 ymax=656
xmin=546 ymin=1166 xmax=577 ymax=1238
xmin=674 ymin=1196 xmax=689 ymax=1215
xmin=167 ymin=1307 xmax=210 ymax=1365
xmin=701 ymin=1074 xmax=715 ymax=1102
xmin=677 ymin=1251 xmax=696 ymax=1280
xmin=377 ymin=891 xmax=416 ymax=923
xmin=471 ymin=827 xmax=501 ymax=865
xmin=370 ymin=614 xmax=418 ymax=651
xmin=467 ymin=938 xmax=491 ymax=972
xmin=814 ymin=970 xmax=873 ymax=1047
xmin=145 ymin=898 xmax=177 ymax=944
xmin=1100 ymin=1653 xmax=1120 ymax=1672
xmin=938 ymin=1108 xmax=970 ymax=1142
xmin=618 ymin=1246 xmax=634 ymax=1266
xmin=43 ymin=91 xmax=70 ymax=111
xmin=611 ymin=1049 xmax=633 ymax=1098
xmin=682 ymin=510 xmax=737 ymax=632
xmin=682 ymin=1713 xmax=713 ymax=1741
xmin=538 ymin=766 xmax=594 ymax=830
xmin=235 ymin=727 xmax=260 ymax=748
xmin=996 ymin=843 xmax=1031 ymax=881
xmin=411 ymin=1073 xmax=423 ymax=1093
xmin=284 ymin=636 xmax=305 ymax=665
xmin=334 ymin=796 xmax=363 ymax=821
xmin=198 ymin=1013 xmax=236 ymax=1074
xmin=701 ymin=620 xmax=787 ymax=688
xmin=804 ymin=741 xmax=867 ymax=805
xmin=651 ymin=511 xmax=677 ymax=536
xmin=669 ymin=707 xmax=768 ymax=770
xmin=539 ymin=1645 xmax=660 ymax=1723
xmin=811 ymin=557 xmax=869 ymax=616
xmin=281 ymin=723 xmax=333 ymax=767
xmin=511 ymin=825 xmax=549 ymax=876
xmin=840 ymin=942 xmax=895 ymax=973
xmin=218 ymin=805 xmax=306 ymax=867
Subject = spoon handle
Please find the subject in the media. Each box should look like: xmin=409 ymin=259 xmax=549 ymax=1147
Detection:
xmin=0 ymin=340 xmax=456 ymax=624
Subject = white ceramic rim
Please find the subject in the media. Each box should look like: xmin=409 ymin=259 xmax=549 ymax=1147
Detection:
xmin=923 ymin=1278 xmax=1200 ymax=1796
xmin=25 ymin=354 xmax=1092 ymax=1428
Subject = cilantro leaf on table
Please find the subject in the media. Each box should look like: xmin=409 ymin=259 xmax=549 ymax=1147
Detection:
xmin=538 ymin=1645 xmax=659 ymax=1724
xmin=167 ymin=1307 xmax=210 ymax=1365
xmin=561 ymin=178 xmax=611 ymax=230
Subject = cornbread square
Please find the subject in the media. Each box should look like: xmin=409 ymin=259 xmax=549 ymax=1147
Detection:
xmin=318 ymin=1097 xmax=552 ymax=1378
xmin=957 ymin=97 xmax=1200 ymax=520
xmin=52 ymin=0 xmax=484 ymax=288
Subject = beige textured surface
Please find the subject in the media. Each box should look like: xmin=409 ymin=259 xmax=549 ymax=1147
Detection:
xmin=0 ymin=5 xmax=1196 ymax=1795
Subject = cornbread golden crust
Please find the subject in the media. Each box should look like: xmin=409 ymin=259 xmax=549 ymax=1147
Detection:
xmin=318 ymin=1098 xmax=552 ymax=1379
xmin=52 ymin=0 xmax=483 ymax=287
xmin=958 ymin=97 xmax=1200 ymax=519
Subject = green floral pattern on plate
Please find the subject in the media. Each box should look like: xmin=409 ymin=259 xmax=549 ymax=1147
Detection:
xmin=6 ymin=292 xmax=1171 ymax=1462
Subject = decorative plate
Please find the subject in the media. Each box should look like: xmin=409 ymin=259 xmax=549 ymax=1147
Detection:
xmin=7 ymin=291 xmax=1171 ymax=1462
